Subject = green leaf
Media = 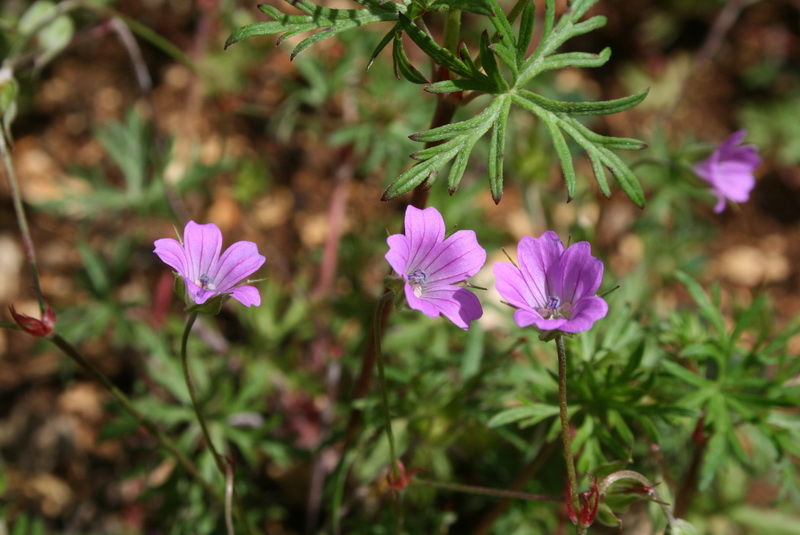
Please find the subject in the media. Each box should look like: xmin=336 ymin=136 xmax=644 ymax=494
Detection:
xmin=541 ymin=115 xmax=577 ymax=200
xmin=511 ymin=92 xmax=646 ymax=206
xmin=429 ymin=0 xmax=494 ymax=16
xmin=675 ymin=271 xmax=727 ymax=336
xmin=425 ymin=78 xmax=497 ymax=94
xmin=516 ymin=0 xmax=535 ymax=66
xmin=516 ymin=88 xmax=649 ymax=116
xmin=397 ymin=13 xmax=473 ymax=78
xmin=384 ymin=97 xmax=507 ymax=199
xmin=479 ymin=31 xmax=508 ymax=92
xmin=368 ymin=25 xmax=396 ymax=69
xmin=487 ymin=403 xmax=560 ymax=428
xmin=393 ymin=32 xmax=428 ymax=84
xmin=488 ymin=96 xmax=511 ymax=203
xmin=225 ymin=1 xmax=399 ymax=58
xmin=489 ymin=42 xmax=519 ymax=77
xmin=660 ymin=359 xmax=709 ymax=389
xmin=484 ymin=0 xmax=516 ymax=50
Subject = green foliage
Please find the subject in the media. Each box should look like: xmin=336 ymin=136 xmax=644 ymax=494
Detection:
xmin=658 ymin=273 xmax=800 ymax=492
xmin=229 ymin=0 xmax=648 ymax=205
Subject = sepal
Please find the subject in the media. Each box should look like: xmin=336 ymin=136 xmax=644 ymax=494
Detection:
xmin=185 ymin=293 xmax=229 ymax=315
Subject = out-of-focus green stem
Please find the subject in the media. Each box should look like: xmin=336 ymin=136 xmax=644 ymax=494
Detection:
xmin=374 ymin=291 xmax=404 ymax=534
xmin=48 ymin=333 xmax=223 ymax=505
xmin=181 ymin=312 xmax=225 ymax=472
xmin=443 ymin=8 xmax=461 ymax=54
xmin=556 ymin=335 xmax=580 ymax=517
xmin=180 ymin=312 xmax=257 ymax=535
xmin=415 ymin=478 xmax=561 ymax=503
xmin=0 ymin=130 xmax=46 ymax=315
xmin=374 ymin=292 xmax=399 ymax=479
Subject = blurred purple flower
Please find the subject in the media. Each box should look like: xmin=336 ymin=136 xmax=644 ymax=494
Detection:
xmin=385 ymin=206 xmax=486 ymax=330
xmin=154 ymin=221 xmax=265 ymax=307
xmin=693 ymin=130 xmax=761 ymax=213
xmin=494 ymin=232 xmax=607 ymax=334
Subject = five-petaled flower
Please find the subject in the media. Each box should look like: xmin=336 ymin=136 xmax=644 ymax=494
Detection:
xmin=693 ymin=129 xmax=761 ymax=213
xmin=154 ymin=221 xmax=265 ymax=307
xmin=385 ymin=206 xmax=486 ymax=330
xmin=493 ymin=232 xmax=607 ymax=333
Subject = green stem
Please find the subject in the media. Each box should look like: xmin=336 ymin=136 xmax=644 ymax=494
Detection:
xmin=556 ymin=335 xmax=580 ymax=516
xmin=180 ymin=312 xmax=258 ymax=535
xmin=48 ymin=334 xmax=223 ymax=505
xmin=443 ymin=8 xmax=461 ymax=54
xmin=0 ymin=128 xmax=46 ymax=315
xmin=180 ymin=312 xmax=225 ymax=473
xmin=414 ymin=478 xmax=561 ymax=503
xmin=375 ymin=292 xmax=399 ymax=479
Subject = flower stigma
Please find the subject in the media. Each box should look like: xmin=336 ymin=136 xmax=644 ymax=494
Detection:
xmin=408 ymin=269 xmax=428 ymax=298
xmin=198 ymin=273 xmax=216 ymax=290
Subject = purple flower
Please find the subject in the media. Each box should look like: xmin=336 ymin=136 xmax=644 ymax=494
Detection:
xmin=154 ymin=221 xmax=266 ymax=307
xmin=493 ymin=232 xmax=608 ymax=334
xmin=385 ymin=206 xmax=486 ymax=330
xmin=693 ymin=130 xmax=761 ymax=213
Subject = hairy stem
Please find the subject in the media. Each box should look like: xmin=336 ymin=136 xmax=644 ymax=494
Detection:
xmin=556 ymin=335 xmax=580 ymax=515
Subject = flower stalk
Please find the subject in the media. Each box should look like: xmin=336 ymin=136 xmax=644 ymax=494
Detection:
xmin=556 ymin=335 xmax=581 ymax=520
xmin=0 ymin=129 xmax=47 ymax=316
xmin=375 ymin=291 xmax=400 ymax=480
xmin=179 ymin=312 xmax=257 ymax=535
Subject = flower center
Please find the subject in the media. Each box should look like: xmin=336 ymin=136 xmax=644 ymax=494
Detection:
xmin=197 ymin=273 xmax=216 ymax=291
xmin=537 ymin=295 xmax=572 ymax=320
xmin=407 ymin=269 xmax=428 ymax=298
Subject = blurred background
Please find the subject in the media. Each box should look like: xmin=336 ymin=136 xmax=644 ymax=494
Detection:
xmin=1 ymin=0 xmax=799 ymax=533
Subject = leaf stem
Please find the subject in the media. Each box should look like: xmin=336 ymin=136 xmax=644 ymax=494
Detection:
xmin=556 ymin=335 xmax=580 ymax=516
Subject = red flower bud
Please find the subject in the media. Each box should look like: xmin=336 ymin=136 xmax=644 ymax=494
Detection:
xmin=9 ymin=301 xmax=55 ymax=338
xmin=386 ymin=460 xmax=419 ymax=491
xmin=566 ymin=478 xmax=600 ymax=528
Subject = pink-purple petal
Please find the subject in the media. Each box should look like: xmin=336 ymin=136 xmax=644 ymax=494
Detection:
xmin=154 ymin=238 xmax=187 ymax=276
xmin=560 ymin=296 xmax=608 ymax=333
xmin=424 ymin=230 xmax=486 ymax=285
xmin=154 ymin=221 xmax=265 ymax=309
xmin=230 ymin=285 xmax=261 ymax=307
xmin=694 ymin=130 xmax=760 ymax=212
xmin=183 ymin=221 xmax=222 ymax=284
xmin=212 ymin=241 xmax=266 ymax=291
xmin=385 ymin=234 xmax=410 ymax=277
xmin=408 ymin=284 xmax=482 ymax=330
xmin=494 ymin=262 xmax=535 ymax=311
xmin=404 ymin=206 xmax=445 ymax=271
xmin=555 ymin=242 xmax=603 ymax=304
xmin=386 ymin=206 xmax=485 ymax=329
xmin=495 ymin=232 xmax=608 ymax=335
xmin=519 ymin=233 xmax=562 ymax=308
